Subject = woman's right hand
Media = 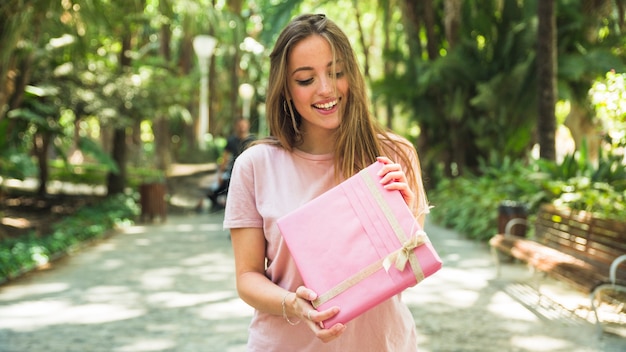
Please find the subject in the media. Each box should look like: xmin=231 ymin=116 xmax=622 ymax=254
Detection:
xmin=292 ymin=286 xmax=346 ymax=343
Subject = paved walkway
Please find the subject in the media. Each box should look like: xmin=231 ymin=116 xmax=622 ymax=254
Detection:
xmin=0 ymin=210 xmax=624 ymax=352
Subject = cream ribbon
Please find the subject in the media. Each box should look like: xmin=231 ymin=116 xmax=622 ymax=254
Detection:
xmin=311 ymin=169 xmax=430 ymax=309
xmin=383 ymin=230 xmax=428 ymax=273
xmin=312 ymin=229 xmax=429 ymax=309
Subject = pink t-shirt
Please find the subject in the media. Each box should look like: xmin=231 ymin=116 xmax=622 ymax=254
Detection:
xmin=223 ymin=143 xmax=424 ymax=352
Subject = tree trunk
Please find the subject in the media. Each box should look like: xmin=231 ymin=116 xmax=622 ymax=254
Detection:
xmin=422 ymin=0 xmax=439 ymax=60
xmin=0 ymin=4 xmax=34 ymax=119
xmin=229 ymin=46 xmax=240 ymax=130
xmin=34 ymin=132 xmax=50 ymax=197
xmin=107 ymin=33 xmax=132 ymax=195
xmin=209 ymin=37 xmax=218 ymax=136
xmin=381 ymin=0 xmax=393 ymax=129
xmin=444 ymin=0 xmax=462 ymax=48
xmin=537 ymin=0 xmax=557 ymax=161
xmin=564 ymin=101 xmax=600 ymax=161
xmin=353 ymin=0 xmax=370 ymax=78
xmin=107 ymin=127 xmax=127 ymax=195
xmin=401 ymin=0 xmax=437 ymax=179
xmin=154 ymin=21 xmax=172 ymax=171
xmin=154 ymin=115 xmax=171 ymax=171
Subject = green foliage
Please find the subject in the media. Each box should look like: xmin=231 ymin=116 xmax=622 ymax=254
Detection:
xmin=534 ymin=138 xmax=626 ymax=216
xmin=127 ymin=167 xmax=166 ymax=187
xmin=258 ymin=0 xmax=305 ymax=46
xmin=45 ymin=161 xmax=165 ymax=188
xmin=0 ymin=118 xmax=37 ymax=181
xmin=48 ymin=161 xmax=108 ymax=185
xmin=78 ymin=137 xmax=120 ymax=174
xmin=589 ymin=70 xmax=626 ymax=146
xmin=175 ymin=135 xmax=226 ymax=164
xmin=394 ymin=0 xmax=540 ymax=176
xmin=534 ymin=139 xmax=626 ymax=186
xmin=429 ymin=142 xmax=625 ymax=241
xmin=0 ymin=194 xmax=139 ymax=283
xmin=8 ymin=85 xmax=63 ymax=133
xmin=0 ymin=148 xmax=37 ymax=182
xmin=429 ymin=156 xmax=544 ymax=241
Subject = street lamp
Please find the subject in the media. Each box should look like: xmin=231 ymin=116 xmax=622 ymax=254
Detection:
xmin=240 ymin=37 xmax=266 ymax=136
xmin=193 ymin=35 xmax=217 ymax=150
xmin=238 ymin=83 xmax=254 ymax=120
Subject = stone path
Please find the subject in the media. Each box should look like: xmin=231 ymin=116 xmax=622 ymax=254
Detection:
xmin=0 ymin=210 xmax=624 ymax=351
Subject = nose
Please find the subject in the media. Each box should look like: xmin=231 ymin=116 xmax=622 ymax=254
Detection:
xmin=318 ymin=75 xmax=333 ymax=96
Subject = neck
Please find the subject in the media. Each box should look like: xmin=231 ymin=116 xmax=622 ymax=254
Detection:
xmin=298 ymin=130 xmax=336 ymax=155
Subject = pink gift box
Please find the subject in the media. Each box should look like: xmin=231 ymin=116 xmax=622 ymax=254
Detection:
xmin=277 ymin=161 xmax=442 ymax=327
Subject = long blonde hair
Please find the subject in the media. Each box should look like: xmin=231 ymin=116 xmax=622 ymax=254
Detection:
xmin=263 ymin=14 xmax=420 ymax=193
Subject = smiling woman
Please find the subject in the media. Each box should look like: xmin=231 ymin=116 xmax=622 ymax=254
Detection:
xmin=223 ymin=13 xmax=431 ymax=352
xmin=285 ymin=34 xmax=348 ymax=153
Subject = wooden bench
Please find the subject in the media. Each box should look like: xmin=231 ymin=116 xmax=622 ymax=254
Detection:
xmin=489 ymin=203 xmax=626 ymax=334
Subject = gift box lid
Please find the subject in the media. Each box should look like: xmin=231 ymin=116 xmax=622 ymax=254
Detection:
xmin=278 ymin=161 xmax=442 ymax=327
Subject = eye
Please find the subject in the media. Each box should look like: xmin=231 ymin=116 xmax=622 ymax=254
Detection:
xmin=296 ymin=78 xmax=314 ymax=86
xmin=334 ymin=71 xmax=345 ymax=79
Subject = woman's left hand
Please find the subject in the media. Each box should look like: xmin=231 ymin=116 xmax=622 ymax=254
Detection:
xmin=376 ymin=156 xmax=415 ymax=207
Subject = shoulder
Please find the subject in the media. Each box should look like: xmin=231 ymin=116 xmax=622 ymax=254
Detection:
xmin=235 ymin=143 xmax=285 ymax=166
xmin=380 ymin=132 xmax=416 ymax=155
xmin=384 ymin=131 xmax=412 ymax=144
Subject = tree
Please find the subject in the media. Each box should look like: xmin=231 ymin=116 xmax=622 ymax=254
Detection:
xmin=2 ymin=0 xmax=624 ymax=198
xmin=0 ymin=1 xmax=51 ymax=118
xmin=537 ymin=0 xmax=557 ymax=161
xmin=557 ymin=0 xmax=626 ymax=161
xmin=396 ymin=1 xmax=538 ymax=180
xmin=7 ymin=86 xmax=62 ymax=196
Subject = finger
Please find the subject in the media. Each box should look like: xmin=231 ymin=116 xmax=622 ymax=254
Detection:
xmin=316 ymin=306 xmax=340 ymax=320
xmin=382 ymin=182 xmax=415 ymax=204
xmin=378 ymin=170 xmax=406 ymax=185
xmin=383 ymin=181 xmax=412 ymax=195
xmin=305 ymin=308 xmax=343 ymax=341
xmin=295 ymin=285 xmax=318 ymax=301
xmin=376 ymin=159 xmax=401 ymax=171
xmin=311 ymin=306 xmax=340 ymax=329
xmin=376 ymin=161 xmax=403 ymax=177
xmin=315 ymin=323 xmax=347 ymax=343
xmin=305 ymin=309 xmax=323 ymax=330
xmin=376 ymin=156 xmax=393 ymax=164
xmin=383 ymin=181 xmax=409 ymax=191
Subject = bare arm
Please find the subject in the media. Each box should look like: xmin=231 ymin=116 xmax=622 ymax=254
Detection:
xmin=230 ymin=227 xmax=346 ymax=342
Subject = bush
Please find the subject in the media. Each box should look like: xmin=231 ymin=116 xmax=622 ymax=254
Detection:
xmin=0 ymin=194 xmax=139 ymax=283
xmin=428 ymin=144 xmax=625 ymax=241
xmin=428 ymin=156 xmax=544 ymax=241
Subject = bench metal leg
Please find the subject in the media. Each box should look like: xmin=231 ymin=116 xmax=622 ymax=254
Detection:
xmin=528 ymin=266 xmax=545 ymax=305
xmin=590 ymin=284 xmax=626 ymax=337
xmin=490 ymin=245 xmax=502 ymax=278
xmin=592 ymin=254 xmax=626 ymax=336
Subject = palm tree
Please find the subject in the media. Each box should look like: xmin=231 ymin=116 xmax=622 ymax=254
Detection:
xmin=537 ymin=0 xmax=557 ymax=161
xmin=558 ymin=0 xmax=626 ymax=160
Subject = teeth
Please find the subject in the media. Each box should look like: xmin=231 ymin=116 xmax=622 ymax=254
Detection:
xmin=314 ymin=101 xmax=337 ymax=110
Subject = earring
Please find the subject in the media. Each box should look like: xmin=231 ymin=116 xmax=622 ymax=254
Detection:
xmin=283 ymin=100 xmax=291 ymax=117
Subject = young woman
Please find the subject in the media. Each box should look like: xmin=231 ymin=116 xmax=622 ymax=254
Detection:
xmin=224 ymin=14 xmax=429 ymax=351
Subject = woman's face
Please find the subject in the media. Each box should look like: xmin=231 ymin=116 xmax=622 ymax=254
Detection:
xmin=287 ymin=35 xmax=349 ymax=135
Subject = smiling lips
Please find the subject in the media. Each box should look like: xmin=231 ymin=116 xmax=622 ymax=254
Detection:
xmin=313 ymin=99 xmax=338 ymax=111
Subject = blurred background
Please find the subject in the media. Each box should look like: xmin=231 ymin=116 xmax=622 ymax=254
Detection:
xmin=1 ymin=0 xmax=625 ymax=275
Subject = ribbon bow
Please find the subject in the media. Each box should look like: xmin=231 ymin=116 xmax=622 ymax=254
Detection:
xmin=383 ymin=230 xmax=429 ymax=273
